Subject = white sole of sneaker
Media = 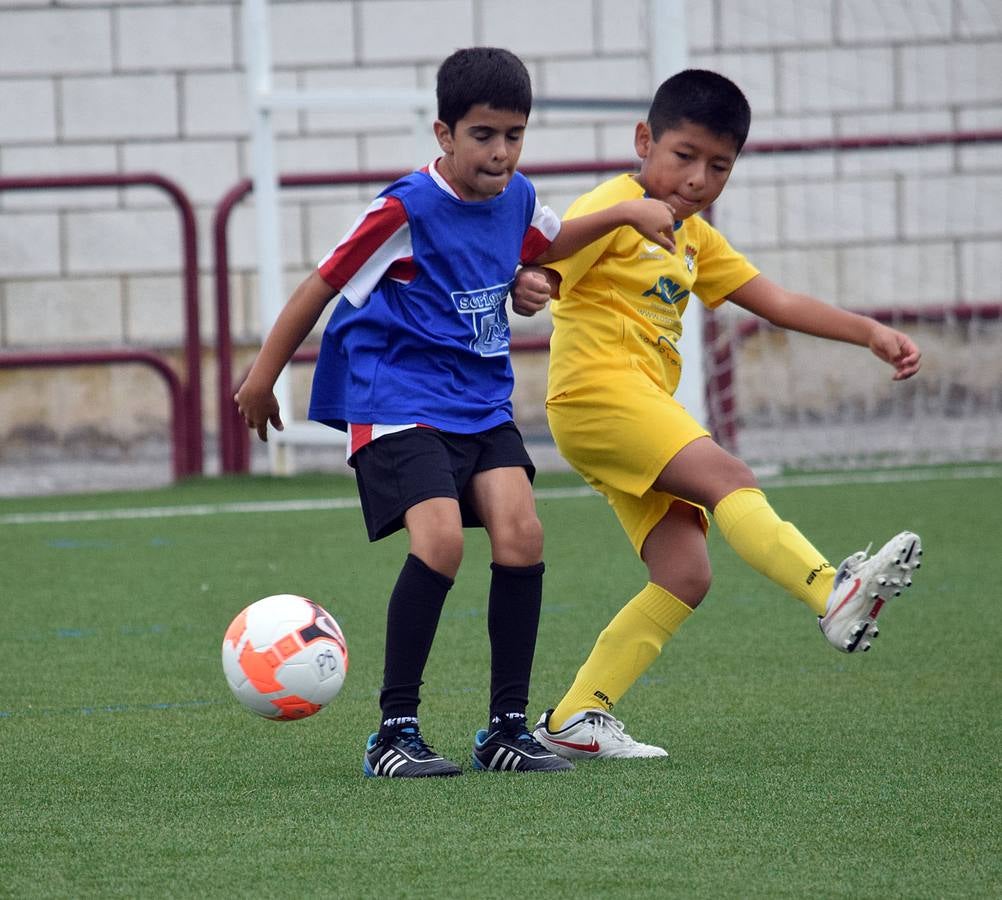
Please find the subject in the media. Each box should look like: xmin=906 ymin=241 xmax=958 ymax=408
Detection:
xmin=823 ymin=531 xmax=922 ymax=652
xmin=533 ymin=727 xmax=668 ymax=760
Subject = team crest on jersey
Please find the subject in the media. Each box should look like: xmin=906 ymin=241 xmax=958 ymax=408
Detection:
xmin=450 ymin=281 xmax=513 ymax=357
xmin=642 ymin=275 xmax=690 ymax=306
xmin=684 ymin=244 xmax=697 ymax=273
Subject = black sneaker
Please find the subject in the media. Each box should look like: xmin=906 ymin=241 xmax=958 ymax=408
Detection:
xmin=362 ymin=726 xmax=462 ymax=778
xmin=472 ymin=724 xmax=574 ymax=773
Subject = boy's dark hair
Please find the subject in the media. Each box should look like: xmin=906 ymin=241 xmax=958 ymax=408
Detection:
xmin=436 ymin=47 xmax=532 ymax=130
xmin=647 ymin=69 xmax=751 ymax=153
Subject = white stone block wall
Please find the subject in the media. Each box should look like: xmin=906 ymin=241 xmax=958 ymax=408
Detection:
xmin=0 ymin=0 xmax=1000 ymax=457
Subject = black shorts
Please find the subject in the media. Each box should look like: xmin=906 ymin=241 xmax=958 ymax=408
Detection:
xmin=352 ymin=422 xmax=535 ymax=541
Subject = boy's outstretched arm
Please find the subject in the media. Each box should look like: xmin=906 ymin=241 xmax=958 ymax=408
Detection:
xmin=235 ymin=271 xmax=338 ymax=440
xmin=532 ymin=198 xmax=677 ymax=264
xmin=729 ymin=274 xmax=922 ymax=380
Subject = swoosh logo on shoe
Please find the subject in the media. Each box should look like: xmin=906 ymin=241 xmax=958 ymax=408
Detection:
xmin=828 ymin=578 xmax=861 ymax=619
xmin=550 ymin=737 xmax=600 ymax=753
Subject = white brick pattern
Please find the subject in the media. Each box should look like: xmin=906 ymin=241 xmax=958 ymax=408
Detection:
xmin=0 ymin=0 xmax=997 ymax=451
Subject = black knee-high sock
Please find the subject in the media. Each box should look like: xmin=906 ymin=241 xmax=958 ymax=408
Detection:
xmin=487 ymin=561 xmax=544 ymax=729
xmin=378 ymin=553 xmax=453 ymax=732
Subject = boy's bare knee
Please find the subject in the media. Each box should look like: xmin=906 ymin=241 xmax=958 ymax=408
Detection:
xmin=411 ymin=528 xmax=464 ymax=579
xmin=490 ymin=513 xmax=544 ymax=567
xmin=648 ymin=560 xmax=712 ymax=608
xmin=705 ymin=454 xmax=758 ymax=506
xmin=673 ymin=570 xmax=712 ymax=608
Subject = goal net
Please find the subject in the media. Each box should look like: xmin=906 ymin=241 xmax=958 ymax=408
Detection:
xmin=702 ymin=130 xmax=1002 ymax=471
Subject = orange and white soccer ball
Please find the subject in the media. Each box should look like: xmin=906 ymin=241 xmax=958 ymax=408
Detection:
xmin=221 ymin=594 xmax=348 ymax=720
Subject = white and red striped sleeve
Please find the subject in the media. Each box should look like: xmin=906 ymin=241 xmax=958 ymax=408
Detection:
xmin=317 ymin=196 xmax=415 ymax=308
xmin=520 ymin=199 xmax=561 ymax=264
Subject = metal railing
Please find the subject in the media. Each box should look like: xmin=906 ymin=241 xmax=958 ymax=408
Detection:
xmin=0 ymin=173 xmax=203 ymax=477
xmin=213 ymin=129 xmax=1002 ymax=471
xmin=0 ymin=349 xmax=188 ymax=479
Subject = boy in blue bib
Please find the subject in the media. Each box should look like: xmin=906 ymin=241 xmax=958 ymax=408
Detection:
xmin=236 ymin=47 xmax=677 ymax=777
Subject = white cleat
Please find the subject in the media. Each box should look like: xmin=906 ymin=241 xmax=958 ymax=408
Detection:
xmin=819 ymin=531 xmax=923 ymax=653
xmin=533 ymin=708 xmax=668 ymax=759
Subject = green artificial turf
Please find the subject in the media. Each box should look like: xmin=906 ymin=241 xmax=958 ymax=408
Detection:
xmin=2 ymin=469 xmax=999 ymax=898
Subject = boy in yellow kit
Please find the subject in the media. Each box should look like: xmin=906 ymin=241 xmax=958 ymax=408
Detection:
xmin=513 ymin=69 xmax=925 ymax=759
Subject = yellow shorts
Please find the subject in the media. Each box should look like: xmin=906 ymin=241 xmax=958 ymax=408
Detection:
xmin=546 ymin=370 xmax=709 ymax=556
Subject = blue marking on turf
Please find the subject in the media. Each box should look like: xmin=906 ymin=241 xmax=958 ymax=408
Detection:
xmin=439 ymin=606 xmax=482 ymax=621
xmin=119 ymin=623 xmax=167 ymax=636
xmin=440 ymin=603 xmax=573 ymax=622
xmin=0 ymin=699 xmax=222 ymax=720
xmin=367 ymin=685 xmax=480 ymax=699
xmin=635 ymin=674 xmax=669 ymax=686
xmin=47 ymin=538 xmax=115 ymax=549
xmin=56 ymin=627 xmax=96 ymax=638
xmin=45 ymin=537 xmax=172 ymax=550
xmin=13 ymin=623 xmax=203 ymax=643
xmin=46 ymin=624 xmax=177 ymax=640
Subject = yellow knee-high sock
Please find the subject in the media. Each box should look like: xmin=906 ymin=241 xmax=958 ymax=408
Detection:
xmin=550 ymin=583 xmax=693 ymax=731
xmin=713 ymin=487 xmax=833 ymax=615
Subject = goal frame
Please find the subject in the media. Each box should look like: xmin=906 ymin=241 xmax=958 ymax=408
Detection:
xmin=239 ymin=0 xmax=692 ymax=474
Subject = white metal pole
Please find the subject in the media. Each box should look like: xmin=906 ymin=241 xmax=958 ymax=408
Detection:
xmin=650 ymin=0 xmax=707 ymax=427
xmin=412 ymin=96 xmax=438 ymax=165
xmin=242 ymin=0 xmax=293 ymax=473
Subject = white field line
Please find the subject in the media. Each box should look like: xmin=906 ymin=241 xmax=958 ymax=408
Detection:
xmin=0 ymin=489 xmax=596 ymax=525
xmin=1 ymin=466 xmax=999 ymax=526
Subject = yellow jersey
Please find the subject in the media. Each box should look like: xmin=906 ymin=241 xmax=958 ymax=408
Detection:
xmin=546 ymin=173 xmax=759 ymax=398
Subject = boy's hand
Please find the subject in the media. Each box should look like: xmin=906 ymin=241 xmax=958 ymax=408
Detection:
xmin=622 ymin=198 xmax=677 ymax=253
xmin=869 ymin=323 xmax=922 ymax=380
xmin=512 ymin=266 xmax=555 ymax=317
xmin=234 ymin=380 xmax=284 ymax=442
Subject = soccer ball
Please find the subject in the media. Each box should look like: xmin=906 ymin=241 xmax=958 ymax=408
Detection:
xmin=221 ymin=594 xmax=349 ymax=720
